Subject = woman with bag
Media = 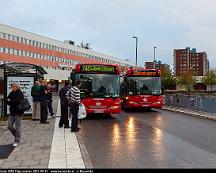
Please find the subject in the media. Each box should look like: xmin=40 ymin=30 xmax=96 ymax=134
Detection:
xmin=6 ymin=83 xmax=24 ymax=147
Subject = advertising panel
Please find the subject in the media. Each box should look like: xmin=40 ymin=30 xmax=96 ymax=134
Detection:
xmin=7 ymin=76 xmax=34 ymax=114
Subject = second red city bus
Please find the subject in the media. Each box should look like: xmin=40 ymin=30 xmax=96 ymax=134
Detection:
xmin=120 ymin=68 xmax=163 ymax=110
xmin=71 ymin=64 xmax=121 ymax=114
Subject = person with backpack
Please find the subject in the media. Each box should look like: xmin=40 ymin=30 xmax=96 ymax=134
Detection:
xmin=59 ymin=80 xmax=70 ymax=128
xmin=6 ymin=83 xmax=24 ymax=146
xmin=66 ymin=80 xmax=82 ymax=132
xmin=31 ymin=81 xmax=41 ymax=121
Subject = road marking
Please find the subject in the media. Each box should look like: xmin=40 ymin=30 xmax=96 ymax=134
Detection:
xmin=48 ymin=100 xmax=85 ymax=169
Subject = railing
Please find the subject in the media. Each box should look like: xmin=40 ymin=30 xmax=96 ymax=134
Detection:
xmin=163 ymin=94 xmax=216 ymax=114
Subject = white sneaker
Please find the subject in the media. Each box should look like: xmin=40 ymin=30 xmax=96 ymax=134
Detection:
xmin=13 ymin=142 xmax=19 ymax=147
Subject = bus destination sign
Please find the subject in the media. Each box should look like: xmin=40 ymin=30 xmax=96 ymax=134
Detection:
xmin=81 ymin=65 xmax=116 ymax=73
xmin=132 ymin=70 xmax=159 ymax=77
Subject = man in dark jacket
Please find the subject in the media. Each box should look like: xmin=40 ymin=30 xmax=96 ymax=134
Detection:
xmin=39 ymin=80 xmax=49 ymax=124
xmin=31 ymin=81 xmax=41 ymax=121
xmin=47 ymin=82 xmax=54 ymax=117
xmin=59 ymin=81 xmax=70 ymax=128
xmin=7 ymin=83 xmax=24 ymax=147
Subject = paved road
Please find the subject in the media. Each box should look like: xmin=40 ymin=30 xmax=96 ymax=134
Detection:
xmin=78 ymin=109 xmax=216 ymax=168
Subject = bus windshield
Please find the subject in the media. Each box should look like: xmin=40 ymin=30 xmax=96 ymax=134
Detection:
xmin=77 ymin=74 xmax=120 ymax=98
xmin=128 ymin=77 xmax=161 ymax=95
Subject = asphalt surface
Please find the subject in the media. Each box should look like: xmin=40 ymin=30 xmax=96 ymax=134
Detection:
xmin=78 ymin=109 xmax=216 ymax=168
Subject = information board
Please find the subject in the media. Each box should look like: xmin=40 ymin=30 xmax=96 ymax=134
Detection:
xmin=7 ymin=76 xmax=34 ymax=114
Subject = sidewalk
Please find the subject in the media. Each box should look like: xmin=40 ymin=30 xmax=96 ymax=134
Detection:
xmin=0 ymin=99 xmax=86 ymax=169
xmin=0 ymin=118 xmax=55 ymax=168
xmin=162 ymin=105 xmax=216 ymax=121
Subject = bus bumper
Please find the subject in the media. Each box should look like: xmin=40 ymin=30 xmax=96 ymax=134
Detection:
xmin=125 ymin=102 xmax=163 ymax=109
xmin=85 ymin=106 xmax=121 ymax=114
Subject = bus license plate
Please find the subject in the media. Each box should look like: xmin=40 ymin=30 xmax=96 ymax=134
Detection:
xmin=94 ymin=110 xmax=104 ymax=113
xmin=142 ymin=105 xmax=148 ymax=107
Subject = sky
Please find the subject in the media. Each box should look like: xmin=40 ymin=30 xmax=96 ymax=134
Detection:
xmin=1 ymin=0 xmax=216 ymax=69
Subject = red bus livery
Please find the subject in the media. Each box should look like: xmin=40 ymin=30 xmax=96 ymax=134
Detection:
xmin=72 ymin=64 xmax=121 ymax=114
xmin=121 ymin=68 xmax=163 ymax=110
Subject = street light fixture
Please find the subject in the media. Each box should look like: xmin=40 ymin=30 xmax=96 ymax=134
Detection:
xmin=153 ymin=46 xmax=156 ymax=69
xmin=132 ymin=36 xmax=138 ymax=67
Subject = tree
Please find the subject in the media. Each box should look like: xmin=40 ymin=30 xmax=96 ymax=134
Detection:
xmin=202 ymin=70 xmax=216 ymax=92
xmin=160 ymin=66 xmax=177 ymax=90
xmin=178 ymin=70 xmax=196 ymax=92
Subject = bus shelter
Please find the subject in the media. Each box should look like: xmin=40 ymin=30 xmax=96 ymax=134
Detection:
xmin=0 ymin=63 xmax=47 ymax=117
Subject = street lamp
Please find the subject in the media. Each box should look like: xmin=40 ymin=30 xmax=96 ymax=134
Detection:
xmin=133 ymin=36 xmax=138 ymax=67
xmin=153 ymin=46 xmax=156 ymax=69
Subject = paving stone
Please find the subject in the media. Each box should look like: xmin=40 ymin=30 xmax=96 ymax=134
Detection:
xmin=4 ymin=155 xmax=17 ymax=162
xmin=2 ymin=161 xmax=22 ymax=168
xmin=43 ymin=149 xmax=51 ymax=154
xmin=33 ymin=153 xmax=50 ymax=160
xmin=26 ymin=150 xmax=43 ymax=156
xmin=14 ymin=155 xmax=33 ymax=161
xmin=21 ymin=160 xmax=40 ymax=167
xmin=29 ymin=164 xmax=48 ymax=168
xmin=40 ymin=159 xmax=49 ymax=165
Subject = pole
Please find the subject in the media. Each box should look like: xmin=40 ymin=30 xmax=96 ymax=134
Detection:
xmin=133 ymin=36 xmax=138 ymax=67
xmin=153 ymin=46 xmax=156 ymax=69
xmin=135 ymin=37 xmax=138 ymax=67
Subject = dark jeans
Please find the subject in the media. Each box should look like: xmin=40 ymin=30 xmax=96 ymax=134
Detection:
xmin=40 ymin=101 xmax=48 ymax=123
xmin=8 ymin=116 xmax=22 ymax=143
xmin=70 ymin=103 xmax=79 ymax=130
xmin=48 ymin=99 xmax=54 ymax=115
xmin=59 ymin=104 xmax=69 ymax=127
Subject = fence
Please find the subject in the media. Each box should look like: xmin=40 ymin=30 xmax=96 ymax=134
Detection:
xmin=163 ymin=94 xmax=216 ymax=113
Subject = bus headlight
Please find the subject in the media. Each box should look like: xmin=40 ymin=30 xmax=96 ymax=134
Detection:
xmin=153 ymin=101 xmax=161 ymax=105
xmin=110 ymin=106 xmax=119 ymax=109
xmin=125 ymin=97 xmax=129 ymax=100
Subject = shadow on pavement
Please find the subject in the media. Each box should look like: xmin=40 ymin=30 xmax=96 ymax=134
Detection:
xmin=0 ymin=144 xmax=15 ymax=159
xmin=123 ymin=108 xmax=158 ymax=113
xmin=85 ymin=113 xmax=116 ymax=120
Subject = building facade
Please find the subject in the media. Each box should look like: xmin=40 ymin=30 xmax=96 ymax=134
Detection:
xmin=145 ymin=61 xmax=170 ymax=72
xmin=0 ymin=24 xmax=132 ymax=70
xmin=174 ymin=47 xmax=209 ymax=76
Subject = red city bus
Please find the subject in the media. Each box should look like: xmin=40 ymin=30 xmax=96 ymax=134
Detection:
xmin=71 ymin=64 xmax=121 ymax=114
xmin=121 ymin=68 xmax=163 ymax=110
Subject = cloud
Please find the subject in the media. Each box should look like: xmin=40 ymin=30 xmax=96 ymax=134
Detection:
xmin=0 ymin=0 xmax=216 ymax=68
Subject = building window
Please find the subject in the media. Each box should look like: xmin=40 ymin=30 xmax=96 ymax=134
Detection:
xmin=9 ymin=34 xmax=13 ymax=41
xmin=5 ymin=33 xmax=9 ymax=40
xmin=0 ymin=47 xmax=3 ymax=53
xmin=0 ymin=32 xmax=3 ymax=39
xmin=4 ymin=48 xmax=9 ymax=54
xmin=14 ymin=49 xmax=18 ymax=55
xmin=20 ymin=37 xmax=23 ymax=43
xmin=9 ymin=48 xmax=13 ymax=55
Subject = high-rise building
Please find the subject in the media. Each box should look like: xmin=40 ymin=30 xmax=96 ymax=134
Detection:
xmin=174 ymin=47 xmax=209 ymax=76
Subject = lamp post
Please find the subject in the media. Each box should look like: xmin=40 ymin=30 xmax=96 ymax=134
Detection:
xmin=153 ymin=46 xmax=156 ymax=69
xmin=133 ymin=36 xmax=138 ymax=67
